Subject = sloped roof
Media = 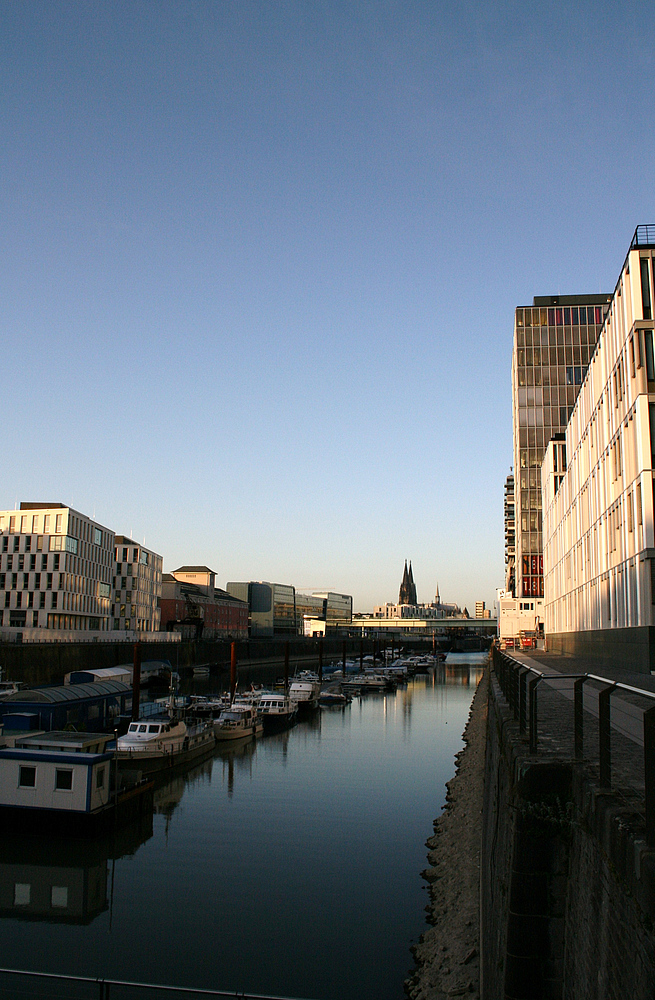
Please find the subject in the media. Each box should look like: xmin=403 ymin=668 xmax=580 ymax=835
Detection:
xmin=3 ymin=681 xmax=131 ymax=704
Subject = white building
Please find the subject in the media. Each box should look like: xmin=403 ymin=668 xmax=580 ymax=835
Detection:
xmin=112 ymin=536 xmax=163 ymax=633
xmin=541 ymin=226 xmax=655 ymax=671
xmin=0 ymin=504 xmax=114 ymax=634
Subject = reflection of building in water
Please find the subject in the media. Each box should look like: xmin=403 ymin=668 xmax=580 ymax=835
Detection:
xmin=0 ymin=816 xmax=152 ymax=925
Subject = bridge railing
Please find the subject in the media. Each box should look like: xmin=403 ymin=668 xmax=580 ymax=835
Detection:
xmin=491 ymin=645 xmax=655 ymax=846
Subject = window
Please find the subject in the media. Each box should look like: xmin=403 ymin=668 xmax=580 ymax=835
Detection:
xmin=51 ymin=886 xmax=68 ymax=908
xmin=39 ymin=592 xmax=46 ymax=609
xmin=53 ymin=554 xmax=60 ymax=570
xmin=55 ymin=514 xmax=62 ymax=533
xmin=31 ymin=516 xmax=39 ymax=533
xmin=14 ymin=884 xmax=30 ymax=906
xmin=96 ymin=767 xmax=105 ymax=788
xmin=29 ymin=555 xmax=35 ymax=571
xmin=641 ymin=258 xmax=652 ymax=320
xmin=1 ymin=538 xmax=7 ymax=552
xmin=46 ymin=573 xmax=52 ymax=590
xmin=646 ymin=331 xmax=655 ymax=381
xmin=55 ymin=769 xmax=73 ymax=791
xmin=19 ymin=766 xmax=36 ymax=788
xmin=13 ymin=537 xmax=19 ymax=552
xmin=24 ymin=536 xmax=31 ymax=552
xmin=123 ymin=548 xmax=128 ymax=561
xmin=43 ymin=515 xmax=50 ymax=533
xmin=94 ymin=528 xmax=102 ymax=546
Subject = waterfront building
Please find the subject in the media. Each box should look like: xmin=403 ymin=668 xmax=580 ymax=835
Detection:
xmin=398 ymin=561 xmax=417 ymax=605
xmin=112 ymin=536 xmax=162 ymax=633
xmin=512 ymin=293 xmax=611 ymax=600
xmin=504 ymin=474 xmax=516 ymax=594
xmin=541 ymin=226 xmax=655 ymax=670
xmin=225 ymin=581 xmax=296 ymax=637
xmin=0 ymin=504 xmax=114 ymax=634
xmin=225 ymin=582 xmax=351 ymax=637
xmin=160 ymin=567 xmax=248 ymax=639
xmin=308 ymin=592 xmax=353 ymax=624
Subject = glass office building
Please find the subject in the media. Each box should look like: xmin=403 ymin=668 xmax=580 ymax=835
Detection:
xmin=512 ymin=294 xmax=611 ymax=599
xmin=226 ymin=582 xmax=297 ymax=637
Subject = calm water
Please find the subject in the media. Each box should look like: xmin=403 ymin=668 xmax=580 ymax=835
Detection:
xmin=0 ymin=654 xmax=485 ymax=1000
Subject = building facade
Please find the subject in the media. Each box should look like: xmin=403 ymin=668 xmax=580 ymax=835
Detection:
xmin=0 ymin=504 xmax=114 ymax=633
xmin=112 ymin=536 xmax=163 ymax=633
xmin=160 ymin=567 xmax=248 ymax=639
xmin=512 ymin=294 xmax=611 ymax=600
xmin=541 ymin=226 xmax=655 ymax=671
xmin=504 ymin=474 xmax=516 ymax=594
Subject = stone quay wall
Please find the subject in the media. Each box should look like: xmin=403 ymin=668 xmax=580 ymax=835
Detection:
xmin=482 ymin=665 xmax=655 ymax=1000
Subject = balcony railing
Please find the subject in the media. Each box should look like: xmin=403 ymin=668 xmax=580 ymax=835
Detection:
xmin=631 ymin=225 xmax=655 ymax=248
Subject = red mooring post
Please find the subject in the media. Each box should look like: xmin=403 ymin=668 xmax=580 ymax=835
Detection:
xmin=230 ymin=642 xmax=237 ymax=703
xmin=284 ymin=641 xmax=290 ymax=691
xmin=131 ymin=642 xmax=142 ymax=721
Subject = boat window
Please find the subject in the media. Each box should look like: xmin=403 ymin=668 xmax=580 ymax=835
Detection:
xmin=128 ymin=724 xmax=138 ymax=732
xmin=138 ymin=725 xmax=147 ymax=733
xmin=148 ymin=725 xmax=160 ymax=733
xmin=19 ymin=766 xmax=36 ymax=788
xmin=55 ymin=769 xmax=73 ymax=791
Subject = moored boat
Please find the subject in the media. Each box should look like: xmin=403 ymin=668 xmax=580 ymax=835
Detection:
xmin=259 ymin=692 xmax=297 ymax=730
xmin=289 ymin=671 xmax=321 ymax=713
xmin=214 ymin=704 xmax=263 ymax=742
xmin=116 ymin=717 xmax=215 ymax=774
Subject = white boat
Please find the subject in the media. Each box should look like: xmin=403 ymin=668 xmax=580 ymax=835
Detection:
xmin=259 ymin=692 xmax=297 ymax=730
xmin=0 ymin=668 xmax=23 ymax=701
xmin=289 ymin=671 xmax=321 ymax=712
xmin=116 ymin=717 xmax=215 ymax=774
xmin=214 ymin=704 xmax=263 ymax=742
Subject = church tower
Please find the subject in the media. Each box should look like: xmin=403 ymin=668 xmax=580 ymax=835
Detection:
xmin=399 ymin=560 xmax=418 ymax=605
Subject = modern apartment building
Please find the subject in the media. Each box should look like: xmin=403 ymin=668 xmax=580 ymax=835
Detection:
xmin=541 ymin=226 xmax=655 ymax=671
xmin=512 ymin=292 xmax=611 ymax=600
xmin=112 ymin=536 xmax=163 ymax=633
xmin=0 ymin=504 xmax=114 ymax=632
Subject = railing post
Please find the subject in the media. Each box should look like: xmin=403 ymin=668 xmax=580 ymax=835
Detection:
xmin=598 ymin=683 xmax=616 ymax=789
xmin=519 ymin=668 xmax=528 ymax=734
xmin=528 ymin=676 xmax=540 ymax=753
xmin=644 ymin=706 xmax=655 ymax=847
xmin=574 ymin=677 xmax=586 ymax=759
xmin=512 ymin=660 xmax=520 ymax=721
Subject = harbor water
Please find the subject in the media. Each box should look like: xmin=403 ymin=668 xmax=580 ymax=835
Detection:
xmin=0 ymin=653 xmax=485 ymax=1000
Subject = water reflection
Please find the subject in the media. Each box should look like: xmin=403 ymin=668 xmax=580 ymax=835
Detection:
xmin=0 ymin=814 xmax=152 ymax=926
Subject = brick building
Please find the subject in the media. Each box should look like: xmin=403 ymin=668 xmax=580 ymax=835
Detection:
xmin=160 ymin=566 xmax=248 ymax=640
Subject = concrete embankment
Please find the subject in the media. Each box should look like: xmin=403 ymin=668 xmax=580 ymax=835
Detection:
xmin=406 ymin=669 xmax=487 ymax=1000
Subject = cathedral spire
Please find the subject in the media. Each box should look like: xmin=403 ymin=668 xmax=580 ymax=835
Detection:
xmin=399 ymin=560 xmax=417 ymax=605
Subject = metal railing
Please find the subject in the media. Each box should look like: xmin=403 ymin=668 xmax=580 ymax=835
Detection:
xmin=0 ymin=967 xmax=318 ymax=1000
xmin=631 ymin=224 xmax=655 ymax=249
xmin=491 ymin=646 xmax=655 ymax=846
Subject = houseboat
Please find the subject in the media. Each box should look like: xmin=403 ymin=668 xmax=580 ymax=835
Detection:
xmin=0 ymin=732 xmax=153 ymax=834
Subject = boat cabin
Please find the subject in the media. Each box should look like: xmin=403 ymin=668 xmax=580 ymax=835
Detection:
xmin=0 ymin=731 xmax=113 ymax=815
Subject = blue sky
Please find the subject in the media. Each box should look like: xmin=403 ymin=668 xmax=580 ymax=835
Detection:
xmin=2 ymin=1 xmax=654 ymax=611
